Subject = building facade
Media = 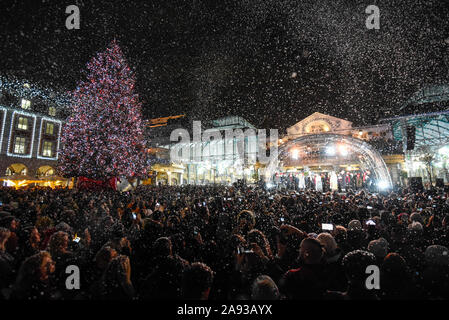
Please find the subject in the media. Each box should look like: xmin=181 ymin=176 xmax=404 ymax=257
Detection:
xmin=279 ymin=112 xmax=404 ymax=187
xmin=380 ymin=84 xmax=449 ymax=186
xmin=0 ymin=77 xmax=69 ymax=180
xmin=146 ymin=115 xmax=262 ymax=185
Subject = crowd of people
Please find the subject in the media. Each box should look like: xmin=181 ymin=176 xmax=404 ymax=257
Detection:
xmin=0 ymin=183 xmax=448 ymax=300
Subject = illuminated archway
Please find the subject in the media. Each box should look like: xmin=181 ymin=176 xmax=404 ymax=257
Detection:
xmin=6 ymin=163 xmax=28 ymax=176
xmin=37 ymin=165 xmax=55 ymax=177
xmin=264 ymin=133 xmax=392 ymax=189
xmin=157 ymin=172 xmax=168 ymax=185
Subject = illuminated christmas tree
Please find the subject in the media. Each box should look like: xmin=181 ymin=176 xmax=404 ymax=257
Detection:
xmin=58 ymin=40 xmax=149 ymax=184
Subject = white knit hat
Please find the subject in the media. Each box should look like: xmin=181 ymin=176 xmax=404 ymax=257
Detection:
xmin=348 ymin=220 xmax=362 ymax=230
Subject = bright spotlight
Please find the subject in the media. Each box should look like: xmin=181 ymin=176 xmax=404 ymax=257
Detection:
xmin=438 ymin=146 xmax=449 ymax=155
xmin=378 ymin=180 xmax=390 ymax=190
xmin=326 ymin=146 xmax=336 ymax=156
xmin=291 ymin=148 xmax=299 ymax=160
xmin=338 ymin=144 xmax=349 ymax=156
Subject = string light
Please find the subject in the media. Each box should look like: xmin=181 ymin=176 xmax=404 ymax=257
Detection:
xmin=36 ymin=116 xmax=63 ymax=160
xmin=58 ymin=41 xmax=149 ymax=180
xmin=0 ymin=107 xmax=7 ymax=153
xmin=6 ymin=110 xmax=36 ymax=158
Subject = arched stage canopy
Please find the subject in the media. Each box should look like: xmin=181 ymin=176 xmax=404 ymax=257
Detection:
xmin=264 ymin=133 xmax=393 ymax=190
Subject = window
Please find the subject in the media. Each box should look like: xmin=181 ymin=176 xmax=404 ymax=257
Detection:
xmin=17 ymin=117 xmax=28 ymax=130
xmin=311 ymin=125 xmax=327 ymax=133
xmin=46 ymin=122 xmax=54 ymax=135
xmin=42 ymin=141 xmax=53 ymax=157
xmin=48 ymin=106 xmax=56 ymax=116
xmin=14 ymin=136 xmax=26 ymax=154
xmin=21 ymin=99 xmax=31 ymax=110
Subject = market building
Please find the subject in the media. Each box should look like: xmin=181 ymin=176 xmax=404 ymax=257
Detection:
xmin=380 ymin=84 xmax=449 ymax=187
xmin=2 ymin=76 xmax=446 ymax=190
xmin=145 ymin=115 xmax=262 ymax=185
xmin=0 ymin=76 xmax=70 ymax=187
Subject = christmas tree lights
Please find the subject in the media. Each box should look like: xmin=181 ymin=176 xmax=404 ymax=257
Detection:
xmin=58 ymin=40 xmax=149 ymax=181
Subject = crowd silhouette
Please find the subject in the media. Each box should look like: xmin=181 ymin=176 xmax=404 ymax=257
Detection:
xmin=0 ymin=184 xmax=448 ymax=300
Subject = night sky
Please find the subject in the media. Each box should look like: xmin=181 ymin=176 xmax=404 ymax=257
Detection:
xmin=0 ymin=0 xmax=448 ymax=131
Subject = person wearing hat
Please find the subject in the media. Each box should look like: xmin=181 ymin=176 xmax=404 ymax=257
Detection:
xmin=348 ymin=220 xmax=362 ymax=231
xmin=317 ymin=233 xmax=346 ymax=291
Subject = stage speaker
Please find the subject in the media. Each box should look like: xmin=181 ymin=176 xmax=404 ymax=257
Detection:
xmin=406 ymin=126 xmax=416 ymax=151
xmin=409 ymin=177 xmax=423 ymax=191
xmin=435 ymin=178 xmax=444 ymax=188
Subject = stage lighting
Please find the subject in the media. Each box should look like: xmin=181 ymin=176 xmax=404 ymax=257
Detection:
xmin=338 ymin=144 xmax=349 ymax=156
xmin=438 ymin=146 xmax=449 ymax=155
xmin=326 ymin=146 xmax=336 ymax=156
xmin=291 ymin=148 xmax=299 ymax=160
xmin=378 ymin=180 xmax=390 ymax=190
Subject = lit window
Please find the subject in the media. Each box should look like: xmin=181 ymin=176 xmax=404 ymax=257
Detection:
xmin=17 ymin=117 xmax=28 ymax=130
xmin=21 ymin=99 xmax=31 ymax=109
xmin=14 ymin=136 xmax=26 ymax=154
xmin=46 ymin=122 xmax=54 ymax=135
xmin=42 ymin=141 xmax=53 ymax=157
xmin=48 ymin=106 xmax=56 ymax=116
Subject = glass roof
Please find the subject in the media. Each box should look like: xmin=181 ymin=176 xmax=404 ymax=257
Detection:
xmin=383 ymin=111 xmax=449 ymax=147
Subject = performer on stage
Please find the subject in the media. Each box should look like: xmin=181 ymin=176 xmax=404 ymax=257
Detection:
xmin=330 ymin=171 xmax=338 ymax=191
xmin=298 ymin=172 xmax=305 ymax=189
xmin=356 ymin=172 xmax=363 ymax=189
xmin=315 ymin=173 xmax=323 ymax=192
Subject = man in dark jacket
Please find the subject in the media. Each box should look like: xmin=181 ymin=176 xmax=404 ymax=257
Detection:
xmin=279 ymin=237 xmax=327 ymax=299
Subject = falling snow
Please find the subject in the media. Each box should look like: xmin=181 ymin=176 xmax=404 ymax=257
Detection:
xmin=0 ymin=0 xmax=448 ymax=129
